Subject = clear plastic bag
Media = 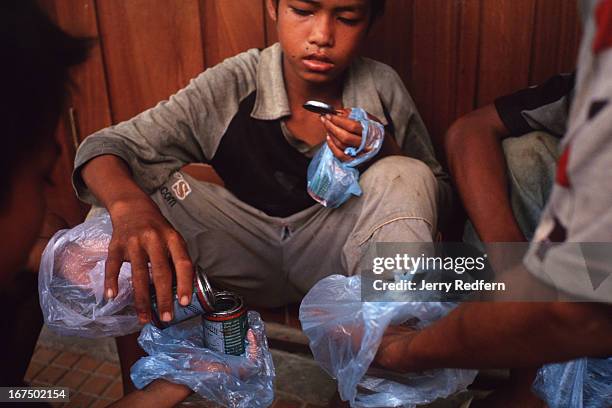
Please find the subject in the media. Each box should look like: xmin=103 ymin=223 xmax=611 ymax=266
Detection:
xmin=307 ymin=107 xmax=385 ymax=208
xmin=131 ymin=312 xmax=275 ymax=408
xmin=533 ymin=357 xmax=612 ymax=408
xmin=38 ymin=210 xmax=140 ymax=338
xmin=299 ymin=275 xmax=477 ymax=407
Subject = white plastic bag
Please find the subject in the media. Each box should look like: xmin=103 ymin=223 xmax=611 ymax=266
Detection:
xmin=131 ymin=312 xmax=275 ymax=408
xmin=38 ymin=210 xmax=140 ymax=337
xmin=299 ymin=275 xmax=477 ymax=407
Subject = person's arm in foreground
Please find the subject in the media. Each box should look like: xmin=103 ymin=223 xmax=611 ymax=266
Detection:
xmin=107 ymin=379 xmax=192 ymax=408
xmin=374 ymin=302 xmax=612 ymax=372
xmin=444 ymin=105 xmax=524 ymax=242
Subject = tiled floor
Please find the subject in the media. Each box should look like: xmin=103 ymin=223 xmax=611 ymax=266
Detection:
xmin=25 ymin=346 xmax=123 ymax=407
xmin=24 ymin=320 xmax=486 ymax=408
xmin=23 ymin=343 xmax=335 ymax=408
xmin=24 ymin=324 xmax=335 ymax=408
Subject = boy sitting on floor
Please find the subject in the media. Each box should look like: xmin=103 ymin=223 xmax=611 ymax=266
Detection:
xmin=71 ymin=0 xmax=450 ymax=390
xmin=74 ymin=0 xmax=449 ymax=323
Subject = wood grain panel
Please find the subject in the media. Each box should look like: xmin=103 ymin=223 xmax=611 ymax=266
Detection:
xmin=454 ymin=0 xmax=481 ymax=119
xmin=264 ymin=0 xmax=278 ymax=45
xmin=38 ymin=0 xmax=111 ymax=225
xmin=51 ymin=0 xmax=112 ymax=139
xmin=529 ymin=0 xmax=580 ymax=84
xmin=362 ymin=0 xmax=414 ymax=86
xmin=408 ymin=0 xmax=463 ymax=149
xmin=477 ymin=0 xmax=537 ymax=106
xmin=201 ymin=0 xmax=266 ymax=67
xmin=96 ymin=0 xmax=205 ymax=122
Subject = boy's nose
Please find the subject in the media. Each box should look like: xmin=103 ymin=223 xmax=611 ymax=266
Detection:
xmin=308 ymin=15 xmax=335 ymax=48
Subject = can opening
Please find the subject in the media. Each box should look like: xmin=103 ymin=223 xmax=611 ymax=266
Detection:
xmin=213 ymin=293 xmax=239 ymax=312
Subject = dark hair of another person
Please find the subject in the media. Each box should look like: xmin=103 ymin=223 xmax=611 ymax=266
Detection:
xmin=0 ymin=0 xmax=91 ymax=204
xmin=274 ymin=0 xmax=386 ymax=25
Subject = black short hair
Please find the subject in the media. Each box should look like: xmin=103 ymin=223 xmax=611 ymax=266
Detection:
xmin=369 ymin=0 xmax=386 ymax=22
xmin=0 ymin=0 xmax=91 ymax=202
xmin=275 ymin=0 xmax=386 ymax=25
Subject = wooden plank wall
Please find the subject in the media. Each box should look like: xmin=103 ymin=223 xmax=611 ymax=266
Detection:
xmin=45 ymin=0 xmax=581 ymax=225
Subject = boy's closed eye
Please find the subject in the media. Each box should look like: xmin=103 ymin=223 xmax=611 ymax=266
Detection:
xmin=290 ymin=6 xmax=313 ymax=16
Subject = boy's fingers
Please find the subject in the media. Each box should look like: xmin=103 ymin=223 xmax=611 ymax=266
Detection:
xmin=146 ymin=238 xmax=174 ymax=323
xmin=322 ymin=120 xmax=361 ymax=149
xmin=335 ymin=108 xmax=351 ymax=116
xmin=326 ymin=135 xmax=352 ymax=162
xmin=322 ymin=116 xmax=361 ymax=147
xmin=246 ymin=329 xmax=259 ymax=362
xmin=167 ymin=233 xmax=194 ymax=306
xmin=326 ymin=114 xmax=362 ymax=135
xmin=127 ymin=245 xmax=150 ymax=322
xmin=104 ymin=245 xmax=123 ymax=300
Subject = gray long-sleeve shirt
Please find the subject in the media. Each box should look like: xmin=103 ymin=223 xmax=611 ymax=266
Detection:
xmin=73 ymin=43 xmax=450 ymax=217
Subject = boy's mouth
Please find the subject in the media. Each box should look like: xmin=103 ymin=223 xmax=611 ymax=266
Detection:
xmin=302 ymin=54 xmax=335 ymax=73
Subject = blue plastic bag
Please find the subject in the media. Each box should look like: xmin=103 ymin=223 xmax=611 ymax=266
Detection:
xmin=299 ymin=275 xmax=477 ymax=407
xmin=533 ymin=357 xmax=612 ymax=408
xmin=131 ymin=312 xmax=275 ymax=408
xmin=307 ymin=108 xmax=385 ymax=208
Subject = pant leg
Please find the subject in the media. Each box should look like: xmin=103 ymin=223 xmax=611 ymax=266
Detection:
xmin=503 ymin=131 xmax=559 ymax=239
xmin=464 ymin=131 xmax=560 ymax=246
xmin=285 ymin=156 xmax=439 ymax=295
xmin=151 ymin=172 xmax=301 ymax=307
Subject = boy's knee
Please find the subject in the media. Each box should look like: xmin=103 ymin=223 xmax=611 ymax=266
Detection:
xmin=502 ymin=131 xmax=558 ymax=189
xmin=361 ymin=156 xmax=436 ymax=194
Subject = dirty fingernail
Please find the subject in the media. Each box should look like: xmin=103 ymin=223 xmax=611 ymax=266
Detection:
xmin=162 ymin=312 xmax=172 ymax=322
xmin=180 ymin=295 xmax=190 ymax=306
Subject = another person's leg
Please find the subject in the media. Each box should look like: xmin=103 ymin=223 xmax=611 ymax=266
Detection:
xmin=464 ymin=131 xmax=559 ymax=246
xmin=503 ymin=131 xmax=559 ymax=239
xmin=464 ymin=131 xmax=558 ymax=407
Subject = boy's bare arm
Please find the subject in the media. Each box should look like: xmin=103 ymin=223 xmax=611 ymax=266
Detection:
xmin=374 ymin=302 xmax=612 ymax=372
xmin=107 ymin=379 xmax=192 ymax=408
xmin=444 ymin=105 xmax=525 ymax=242
xmin=81 ymin=154 xmax=194 ymax=323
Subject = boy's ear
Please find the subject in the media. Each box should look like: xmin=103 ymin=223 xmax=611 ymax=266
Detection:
xmin=266 ymin=0 xmax=278 ymax=23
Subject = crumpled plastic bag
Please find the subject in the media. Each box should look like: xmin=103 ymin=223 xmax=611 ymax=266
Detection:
xmin=131 ymin=312 xmax=275 ymax=408
xmin=532 ymin=357 xmax=612 ymax=408
xmin=299 ymin=275 xmax=477 ymax=407
xmin=38 ymin=209 xmax=140 ymax=337
xmin=307 ymin=107 xmax=385 ymax=208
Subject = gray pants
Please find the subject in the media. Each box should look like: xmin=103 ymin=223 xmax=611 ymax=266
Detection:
xmin=465 ymin=131 xmax=559 ymax=244
xmin=151 ymin=156 xmax=439 ymax=307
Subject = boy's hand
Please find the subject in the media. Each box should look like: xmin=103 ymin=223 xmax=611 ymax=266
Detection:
xmin=321 ymin=108 xmax=367 ymax=162
xmin=105 ymin=196 xmax=194 ymax=324
xmin=321 ymin=109 xmax=396 ymax=163
xmin=373 ymin=325 xmax=418 ymax=373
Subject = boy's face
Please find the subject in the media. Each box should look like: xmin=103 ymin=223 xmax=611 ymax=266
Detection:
xmin=269 ymin=0 xmax=371 ymax=84
xmin=0 ymin=139 xmax=58 ymax=285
